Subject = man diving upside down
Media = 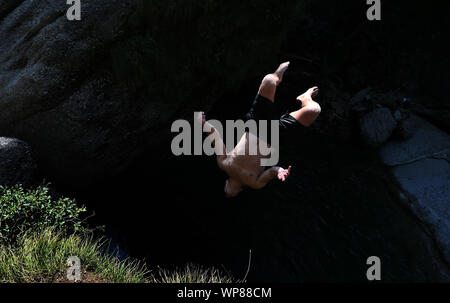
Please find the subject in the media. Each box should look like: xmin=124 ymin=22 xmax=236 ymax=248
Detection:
xmin=199 ymin=62 xmax=321 ymax=198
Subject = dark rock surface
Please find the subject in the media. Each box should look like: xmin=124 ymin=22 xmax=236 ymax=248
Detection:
xmin=392 ymin=158 xmax=450 ymax=264
xmin=0 ymin=137 xmax=35 ymax=186
xmin=412 ymin=100 xmax=450 ymax=133
xmin=0 ymin=0 xmax=139 ymax=187
xmin=380 ymin=115 xmax=450 ymax=166
xmin=348 ymin=87 xmax=373 ymax=114
xmin=380 ymin=114 xmax=450 ymax=264
xmin=360 ymin=107 xmax=397 ymax=147
xmin=0 ymin=0 xmax=302 ymax=188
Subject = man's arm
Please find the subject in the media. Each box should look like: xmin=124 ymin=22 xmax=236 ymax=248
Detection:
xmin=252 ymin=166 xmax=291 ymax=189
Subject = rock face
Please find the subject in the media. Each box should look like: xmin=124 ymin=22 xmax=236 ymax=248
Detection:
xmin=380 ymin=115 xmax=450 ymax=166
xmin=360 ymin=107 xmax=397 ymax=147
xmin=0 ymin=0 xmax=140 ymax=187
xmin=412 ymin=101 xmax=450 ymax=134
xmin=348 ymin=87 xmax=373 ymax=113
xmin=380 ymin=115 xmax=450 ymax=264
xmin=0 ymin=0 xmax=302 ymax=188
xmin=0 ymin=137 xmax=36 ymax=186
xmin=392 ymin=158 xmax=450 ymax=263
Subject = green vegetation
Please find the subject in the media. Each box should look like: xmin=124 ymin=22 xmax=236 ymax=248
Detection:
xmin=0 ymin=228 xmax=148 ymax=283
xmin=157 ymin=264 xmax=234 ymax=283
xmin=0 ymin=184 xmax=234 ymax=283
xmin=0 ymin=185 xmax=87 ymax=244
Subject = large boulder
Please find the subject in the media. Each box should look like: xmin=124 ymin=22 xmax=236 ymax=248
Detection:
xmin=0 ymin=137 xmax=36 ymax=186
xmin=0 ymin=0 xmax=139 ymax=187
xmin=0 ymin=0 xmax=303 ymax=188
xmin=380 ymin=114 xmax=450 ymax=264
xmin=360 ymin=107 xmax=397 ymax=147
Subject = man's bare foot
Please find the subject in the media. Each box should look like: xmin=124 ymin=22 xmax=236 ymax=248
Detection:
xmin=297 ymin=86 xmax=319 ymax=106
xmin=274 ymin=61 xmax=290 ymax=84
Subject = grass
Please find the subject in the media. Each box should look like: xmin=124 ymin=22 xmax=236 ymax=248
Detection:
xmin=0 ymin=227 xmax=235 ymax=283
xmin=0 ymin=228 xmax=148 ymax=283
xmin=0 ymin=184 xmax=235 ymax=283
xmin=156 ymin=264 xmax=235 ymax=283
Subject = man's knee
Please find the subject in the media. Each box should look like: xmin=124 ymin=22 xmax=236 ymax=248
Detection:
xmin=258 ymin=74 xmax=278 ymax=102
xmin=261 ymin=74 xmax=278 ymax=89
xmin=308 ymin=101 xmax=321 ymax=115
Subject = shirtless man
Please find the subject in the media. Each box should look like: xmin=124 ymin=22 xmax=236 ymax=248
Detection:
xmin=199 ymin=62 xmax=321 ymax=197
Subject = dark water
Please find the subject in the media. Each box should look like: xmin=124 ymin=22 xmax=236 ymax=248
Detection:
xmin=73 ymin=79 xmax=448 ymax=282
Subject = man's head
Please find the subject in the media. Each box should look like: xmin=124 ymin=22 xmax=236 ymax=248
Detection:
xmin=224 ymin=179 xmax=243 ymax=198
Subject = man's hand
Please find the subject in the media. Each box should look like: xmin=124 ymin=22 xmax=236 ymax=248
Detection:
xmin=253 ymin=165 xmax=291 ymax=189
xmin=276 ymin=166 xmax=291 ymax=182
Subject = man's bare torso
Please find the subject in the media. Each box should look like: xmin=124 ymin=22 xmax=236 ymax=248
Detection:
xmin=220 ymin=132 xmax=271 ymax=188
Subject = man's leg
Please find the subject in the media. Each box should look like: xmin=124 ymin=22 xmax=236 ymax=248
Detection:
xmin=289 ymin=87 xmax=321 ymax=127
xmin=257 ymin=62 xmax=290 ymax=102
xmin=197 ymin=112 xmax=227 ymax=161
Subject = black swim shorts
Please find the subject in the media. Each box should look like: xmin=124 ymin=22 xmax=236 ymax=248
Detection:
xmin=243 ymin=94 xmax=304 ymax=145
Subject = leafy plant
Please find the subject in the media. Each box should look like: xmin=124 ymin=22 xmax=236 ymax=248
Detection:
xmin=0 ymin=184 xmax=87 ymax=244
